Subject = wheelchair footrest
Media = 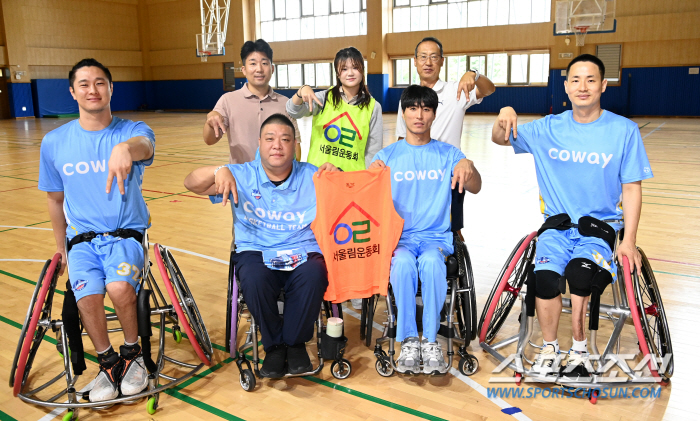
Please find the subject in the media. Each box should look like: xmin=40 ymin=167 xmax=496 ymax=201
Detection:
xmin=320 ymin=331 xmax=347 ymax=361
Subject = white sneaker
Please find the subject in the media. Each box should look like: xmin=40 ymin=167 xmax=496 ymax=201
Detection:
xmin=120 ymin=353 xmax=148 ymax=396
xmin=350 ymin=298 xmax=363 ymax=310
xmin=560 ymin=349 xmax=591 ymax=380
xmin=532 ymin=344 xmax=559 ymax=375
xmin=89 ymin=359 xmax=123 ymax=402
xmin=397 ymin=337 xmax=420 ymax=373
xmin=421 ymin=339 xmax=448 ymax=374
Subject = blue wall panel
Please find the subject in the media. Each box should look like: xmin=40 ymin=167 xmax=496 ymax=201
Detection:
xmin=628 ymin=67 xmax=700 ymax=116
xmin=367 ymin=73 xmax=389 ymax=109
xmin=31 ymin=79 xmax=148 ymax=116
xmin=112 ymin=81 xmax=147 ymax=111
xmin=550 ymin=66 xmax=700 ymax=117
xmin=8 ymin=83 xmax=35 ymax=117
xmin=22 ymin=66 xmax=699 ymax=119
xmin=146 ymin=79 xmax=225 ymax=110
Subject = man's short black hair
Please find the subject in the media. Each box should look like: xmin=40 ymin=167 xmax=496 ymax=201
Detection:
xmin=260 ymin=113 xmax=295 ymax=136
xmin=566 ymin=53 xmax=606 ymax=79
xmin=415 ymin=37 xmax=443 ymax=57
xmin=241 ymin=39 xmax=274 ymax=63
xmin=400 ymin=85 xmax=439 ymax=113
xmin=69 ymin=58 xmax=112 ymax=88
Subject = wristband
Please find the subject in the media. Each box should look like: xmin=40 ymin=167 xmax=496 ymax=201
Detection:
xmin=214 ymin=165 xmax=227 ymax=177
xmin=470 ymin=69 xmax=480 ymax=81
xmin=296 ymin=85 xmax=307 ymax=98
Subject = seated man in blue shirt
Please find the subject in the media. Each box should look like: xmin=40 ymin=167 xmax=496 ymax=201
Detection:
xmin=492 ymin=54 xmax=653 ymax=380
xmin=39 ymin=59 xmax=155 ymax=401
xmin=370 ymin=85 xmax=481 ymax=374
xmin=184 ymin=114 xmax=338 ymax=378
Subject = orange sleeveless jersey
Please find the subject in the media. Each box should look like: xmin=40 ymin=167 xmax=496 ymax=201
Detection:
xmin=311 ymin=168 xmax=404 ymax=303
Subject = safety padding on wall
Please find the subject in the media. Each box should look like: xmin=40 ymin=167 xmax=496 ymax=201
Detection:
xmin=31 ymin=80 xmax=148 ymax=117
xmin=367 ymin=74 xmax=389 ymax=109
xmin=7 ymin=83 xmax=35 ymax=118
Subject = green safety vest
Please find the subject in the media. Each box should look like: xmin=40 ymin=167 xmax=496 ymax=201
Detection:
xmin=307 ymin=91 xmax=375 ymax=172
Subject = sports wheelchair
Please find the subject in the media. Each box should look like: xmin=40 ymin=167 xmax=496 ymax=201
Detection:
xmin=368 ymin=232 xmax=479 ymax=377
xmin=226 ymin=253 xmax=352 ymax=392
xmin=478 ymin=230 xmax=673 ymax=403
xmin=10 ymin=233 xmax=213 ymax=419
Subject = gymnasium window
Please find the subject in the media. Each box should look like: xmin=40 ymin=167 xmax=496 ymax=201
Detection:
xmin=271 ymin=60 xmax=368 ymax=89
xmin=393 ymin=52 xmax=548 ymax=86
xmin=596 ymin=44 xmax=621 ymax=83
xmin=260 ymin=0 xmax=367 ymax=41
xmin=392 ymin=0 xmax=551 ymax=33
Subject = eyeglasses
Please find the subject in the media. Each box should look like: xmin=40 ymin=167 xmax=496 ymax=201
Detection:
xmin=416 ymin=55 xmax=442 ymax=63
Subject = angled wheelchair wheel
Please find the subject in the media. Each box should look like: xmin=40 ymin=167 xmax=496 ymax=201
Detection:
xmin=628 ymin=249 xmax=674 ymax=381
xmin=454 ymin=237 xmax=477 ymax=343
xmin=12 ymin=253 xmax=61 ymax=396
xmin=478 ymin=232 xmax=537 ymax=344
xmin=154 ymin=244 xmax=213 ymax=366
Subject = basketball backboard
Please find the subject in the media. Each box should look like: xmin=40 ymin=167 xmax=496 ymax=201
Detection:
xmin=554 ymin=0 xmax=616 ymax=46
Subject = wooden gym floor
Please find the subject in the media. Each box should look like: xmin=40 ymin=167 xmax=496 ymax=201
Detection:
xmin=0 ymin=113 xmax=697 ymax=420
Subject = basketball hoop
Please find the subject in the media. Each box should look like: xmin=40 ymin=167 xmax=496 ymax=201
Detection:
xmin=199 ymin=50 xmax=212 ymax=62
xmin=574 ymin=25 xmax=589 ymax=46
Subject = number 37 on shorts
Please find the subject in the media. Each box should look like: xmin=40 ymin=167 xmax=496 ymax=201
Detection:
xmin=116 ymin=262 xmax=142 ymax=282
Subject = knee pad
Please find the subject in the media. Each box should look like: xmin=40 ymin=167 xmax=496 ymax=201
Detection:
xmin=535 ymin=270 xmax=562 ymax=300
xmin=564 ymin=258 xmax=597 ymax=297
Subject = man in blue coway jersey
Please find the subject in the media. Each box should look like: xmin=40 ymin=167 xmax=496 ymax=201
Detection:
xmin=492 ymin=54 xmax=653 ymax=380
xmin=371 ymin=85 xmax=482 ymax=375
xmin=184 ymin=114 xmax=338 ymax=379
xmin=39 ymin=59 xmax=155 ymax=401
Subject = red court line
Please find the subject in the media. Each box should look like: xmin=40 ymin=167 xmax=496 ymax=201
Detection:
xmin=0 ymin=185 xmax=37 ymax=193
xmin=647 ymin=257 xmax=700 ymax=268
xmin=142 ymin=189 xmax=208 ymax=200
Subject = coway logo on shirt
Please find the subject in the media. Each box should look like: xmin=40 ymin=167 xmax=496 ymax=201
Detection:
xmin=329 ymin=201 xmax=378 ymax=245
xmin=242 ymin=201 xmax=308 ymax=231
xmin=62 ymin=160 xmax=106 ymax=176
xmin=547 ymin=148 xmax=613 ymax=168
xmin=394 ymin=169 xmax=447 ymax=183
xmin=323 ymin=112 xmax=361 ymax=149
xmin=252 ymin=189 xmax=262 ymax=199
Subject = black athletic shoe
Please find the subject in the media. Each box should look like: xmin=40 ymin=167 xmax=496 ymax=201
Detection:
xmin=260 ymin=345 xmax=287 ymax=378
xmin=559 ymin=350 xmax=591 ymax=381
xmin=287 ymin=343 xmax=313 ymax=375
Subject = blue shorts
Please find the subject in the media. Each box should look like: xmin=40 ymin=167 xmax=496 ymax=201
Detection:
xmin=67 ymin=235 xmax=144 ymax=301
xmin=535 ymin=228 xmax=617 ymax=283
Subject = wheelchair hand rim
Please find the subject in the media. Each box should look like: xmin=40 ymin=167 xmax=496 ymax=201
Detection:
xmin=154 ymin=244 xmax=212 ymax=366
xmin=13 ymin=253 xmax=61 ymax=397
xmin=479 ymin=232 xmax=536 ymax=343
xmin=622 ymin=256 xmax=661 ymax=380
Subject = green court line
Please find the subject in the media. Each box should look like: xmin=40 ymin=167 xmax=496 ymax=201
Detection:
xmin=0 ymin=310 xmax=238 ymax=420
xmin=239 ymin=352 xmax=446 ymax=421
xmin=164 ymin=389 xmax=245 ymax=421
xmin=642 ymin=201 xmax=700 ymax=209
xmin=1 ymin=271 xmax=453 ymax=421
xmin=639 ymin=122 xmax=650 ymax=129
xmin=654 ymin=270 xmax=700 ymax=280
xmin=145 ymin=191 xmax=192 ymax=201
xmin=643 ymin=194 xmax=700 ymax=202
xmin=644 ymin=186 xmax=700 ymax=194
xmin=0 ymin=409 xmax=18 ymax=421
xmin=303 ymin=376 xmax=448 ymax=421
xmin=0 ymin=220 xmax=50 ymax=234
xmin=0 ymin=174 xmax=38 ymax=182
xmin=646 ymin=182 xmax=700 ymax=188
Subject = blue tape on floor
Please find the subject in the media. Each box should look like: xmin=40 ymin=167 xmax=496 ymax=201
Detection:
xmin=502 ymin=407 xmax=522 ymax=415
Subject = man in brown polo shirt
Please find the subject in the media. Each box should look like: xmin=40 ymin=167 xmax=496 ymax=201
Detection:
xmin=203 ymin=39 xmax=301 ymax=163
